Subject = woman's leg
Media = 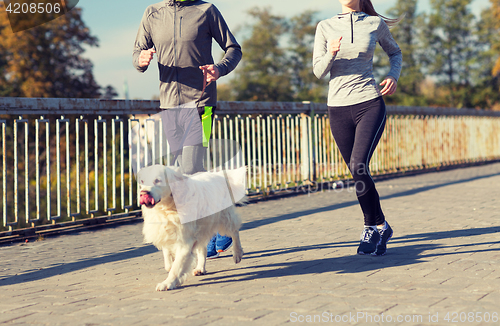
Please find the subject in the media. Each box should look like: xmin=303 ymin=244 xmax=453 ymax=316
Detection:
xmin=329 ymin=97 xmax=392 ymax=255
xmin=350 ymin=97 xmax=386 ymax=226
xmin=328 ymin=98 xmax=386 ymax=226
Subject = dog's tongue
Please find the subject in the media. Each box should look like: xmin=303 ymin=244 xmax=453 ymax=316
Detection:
xmin=139 ymin=193 xmax=155 ymax=206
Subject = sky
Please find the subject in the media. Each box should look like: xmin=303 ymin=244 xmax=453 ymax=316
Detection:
xmin=76 ymin=0 xmax=492 ymax=100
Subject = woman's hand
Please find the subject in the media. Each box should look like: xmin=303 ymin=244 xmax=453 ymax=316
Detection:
xmin=380 ymin=76 xmax=397 ymax=96
xmin=329 ymin=37 xmax=342 ymax=56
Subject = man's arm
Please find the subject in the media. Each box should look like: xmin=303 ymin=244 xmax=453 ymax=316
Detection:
xmin=207 ymin=5 xmax=242 ymax=78
xmin=133 ymin=9 xmax=155 ymax=73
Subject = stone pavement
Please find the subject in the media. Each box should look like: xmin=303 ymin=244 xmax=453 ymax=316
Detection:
xmin=1 ymin=163 xmax=499 ymax=326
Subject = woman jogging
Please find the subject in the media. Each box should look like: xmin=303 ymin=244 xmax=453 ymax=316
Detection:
xmin=313 ymin=0 xmax=402 ymax=255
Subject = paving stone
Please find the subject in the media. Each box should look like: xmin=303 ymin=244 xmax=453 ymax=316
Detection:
xmin=1 ymin=163 xmax=500 ymax=325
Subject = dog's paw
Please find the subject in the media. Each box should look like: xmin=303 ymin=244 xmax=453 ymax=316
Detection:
xmin=156 ymin=282 xmax=168 ymax=291
xmin=192 ymin=268 xmax=206 ymax=276
xmin=233 ymin=251 xmax=243 ymax=264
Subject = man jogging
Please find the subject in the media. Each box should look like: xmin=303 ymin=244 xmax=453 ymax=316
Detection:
xmin=133 ymin=0 xmax=242 ymax=258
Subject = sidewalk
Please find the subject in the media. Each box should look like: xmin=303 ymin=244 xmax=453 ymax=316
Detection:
xmin=1 ymin=163 xmax=499 ymax=326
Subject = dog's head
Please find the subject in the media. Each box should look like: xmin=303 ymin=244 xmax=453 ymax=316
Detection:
xmin=137 ymin=165 xmax=183 ymax=209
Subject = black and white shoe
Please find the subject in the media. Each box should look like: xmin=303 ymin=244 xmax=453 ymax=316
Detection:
xmin=357 ymin=227 xmax=380 ymax=255
xmin=372 ymin=222 xmax=393 ymax=256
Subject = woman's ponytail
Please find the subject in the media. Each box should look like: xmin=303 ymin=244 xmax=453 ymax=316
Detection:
xmin=360 ymin=0 xmax=402 ymax=27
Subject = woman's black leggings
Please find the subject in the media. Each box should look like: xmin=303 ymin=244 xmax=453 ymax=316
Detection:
xmin=328 ymin=97 xmax=386 ymax=226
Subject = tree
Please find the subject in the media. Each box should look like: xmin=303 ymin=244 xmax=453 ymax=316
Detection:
xmin=230 ymin=7 xmax=293 ymax=102
xmin=216 ymin=83 xmax=233 ymax=101
xmin=381 ymin=0 xmax=426 ymax=106
xmin=0 ymin=2 xmax=104 ymax=98
xmin=0 ymin=5 xmax=11 ymax=97
xmin=101 ymin=85 xmax=118 ymax=100
xmin=287 ymin=11 xmax=327 ymax=102
xmin=492 ymin=0 xmax=500 ymax=77
xmin=421 ymin=0 xmax=477 ymax=108
xmin=224 ymin=8 xmax=327 ymax=102
xmin=468 ymin=6 xmax=500 ymax=109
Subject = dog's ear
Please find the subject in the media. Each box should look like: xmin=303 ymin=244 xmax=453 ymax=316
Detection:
xmin=164 ymin=165 xmax=185 ymax=183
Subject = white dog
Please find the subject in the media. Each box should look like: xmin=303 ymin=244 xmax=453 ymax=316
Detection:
xmin=137 ymin=165 xmax=245 ymax=291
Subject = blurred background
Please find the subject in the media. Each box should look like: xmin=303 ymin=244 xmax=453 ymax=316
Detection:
xmin=1 ymin=0 xmax=499 ymax=110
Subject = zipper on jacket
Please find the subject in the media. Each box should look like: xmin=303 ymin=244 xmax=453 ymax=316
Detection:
xmin=350 ymin=12 xmax=353 ymax=43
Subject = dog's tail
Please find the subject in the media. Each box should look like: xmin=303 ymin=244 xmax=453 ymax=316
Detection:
xmin=222 ymin=166 xmax=247 ymax=206
xmin=235 ymin=195 xmax=248 ymax=207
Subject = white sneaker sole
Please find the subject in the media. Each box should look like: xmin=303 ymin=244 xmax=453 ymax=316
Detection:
xmin=207 ymin=252 xmax=219 ymax=260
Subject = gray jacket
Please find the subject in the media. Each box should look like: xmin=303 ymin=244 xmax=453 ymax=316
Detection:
xmin=313 ymin=12 xmax=402 ymax=107
xmin=133 ymin=0 xmax=242 ymax=108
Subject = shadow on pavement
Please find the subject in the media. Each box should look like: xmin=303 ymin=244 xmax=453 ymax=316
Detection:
xmin=197 ymin=225 xmax=500 ymax=285
xmin=1 ymin=171 xmax=498 ymax=288
xmin=241 ymin=200 xmax=359 ymax=231
xmin=241 ymin=171 xmax=500 ymax=232
xmin=379 ymin=172 xmax=500 ymax=202
xmin=1 ymin=226 xmax=498 ymax=288
xmin=0 ymin=245 xmax=157 ymax=287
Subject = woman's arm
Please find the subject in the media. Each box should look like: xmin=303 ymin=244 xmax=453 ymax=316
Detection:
xmin=377 ymin=20 xmax=402 ymax=83
xmin=312 ymin=22 xmax=339 ymax=80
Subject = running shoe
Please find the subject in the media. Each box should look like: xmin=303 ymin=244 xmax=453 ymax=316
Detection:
xmin=372 ymin=222 xmax=393 ymax=256
xmin=357 ymin=227 xmax=380 ymax=255
xmin=206 ymin=235 xmax=219 ymax=259
xmin=215 ymin=234 xmax=233 ymax=253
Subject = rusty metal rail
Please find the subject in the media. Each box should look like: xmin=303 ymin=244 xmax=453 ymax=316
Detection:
xmin=1 ymin=97 xmax=500 ymax=235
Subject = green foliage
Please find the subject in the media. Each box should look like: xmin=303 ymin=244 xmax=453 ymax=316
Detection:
xmin=492 ymin=0 xmax=500 ymax=77
xmin=225 ymin=3 xmax=500 ymax=110
xmin=228 ymin=7 xmax=327 ymax=102
xmin=230 ymin=7 xmax=292 ymax=102
xmin=288 ymin=11 xmax=328 ymax=102
xmin=0 ymin=2 xmax=114 ymax=98
xmin=465 ymin=7 xmax=500 ymax=108
xmin=420 ymin=0 xmax=476 ymax=107
xmin=101 ymin=85 xmax=118 ymax=100
xmin=381 ymin=0 xmax=500 ymax=109
xmin=0 ymin=115 xmax=136 ymax=231
xmin=384 ymin=0 xmax=427 ymax=106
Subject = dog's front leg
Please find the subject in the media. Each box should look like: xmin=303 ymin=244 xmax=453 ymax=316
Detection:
xmin=162 ymin=247 xmax=173 ymax=272
xmin=231 ymin=231 xmax=244 ymax=264
xmin=156 ymin=242 xmax=194 ymax=291
xmin=192 ymin=243 xmax=207 ymax=276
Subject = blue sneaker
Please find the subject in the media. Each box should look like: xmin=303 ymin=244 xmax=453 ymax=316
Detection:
xmin=372 ymin=222 xmax=393 ymax=256
xmin=215 ymin=234 xmax=233 ymax=253
xmin=357 ymin=227 xmax=380 ymax=255
xmin=206 ymin=235 xmax=219 ymax=259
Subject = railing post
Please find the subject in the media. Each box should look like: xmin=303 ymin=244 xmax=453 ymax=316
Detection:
xmin=301 ymin=101 xmax=314 ymax=185
xmin=1 ymin=119 xmax=5 ymax=230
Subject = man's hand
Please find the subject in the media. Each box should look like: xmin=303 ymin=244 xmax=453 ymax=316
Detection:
xmin=380 ymin=76 xmax=398 ymax=96
xmin=199 ymin=65 xmax=220 ymax=85
xmin=139 ymin=48 xmax=156 ymax=68
xmin=329 ymin=37 xmax=342 ymax=56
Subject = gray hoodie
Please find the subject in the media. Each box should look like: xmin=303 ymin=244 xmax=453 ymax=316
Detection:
xmin=313 ymin=12 xmax=402 ymax=107
xmin=133 ymin=0 xmax=242 ymax=108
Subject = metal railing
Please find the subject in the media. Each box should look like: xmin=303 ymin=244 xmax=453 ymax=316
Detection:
xmin=1 ymin=97 xmax=500 ymax=233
